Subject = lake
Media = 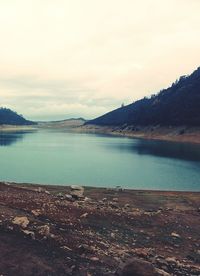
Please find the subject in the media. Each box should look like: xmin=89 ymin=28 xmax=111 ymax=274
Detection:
xmin=0 ymin=130 xmax=200 ymax=191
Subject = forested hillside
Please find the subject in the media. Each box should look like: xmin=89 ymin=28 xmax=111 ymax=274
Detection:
xmin=88 ymin=67 xmax=200 ymax=126
xmin=0 ymin=108 xmax=36 ymax=125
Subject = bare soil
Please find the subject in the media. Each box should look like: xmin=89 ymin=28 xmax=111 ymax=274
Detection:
xmin=0 ymin=182 xmax=200 ymax=275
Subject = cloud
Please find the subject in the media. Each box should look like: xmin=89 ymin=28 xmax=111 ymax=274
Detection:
xmin=0 ymin=76 xmax=125 ymax=120
xmin=0 ymin=0 xmax=200 ymax=120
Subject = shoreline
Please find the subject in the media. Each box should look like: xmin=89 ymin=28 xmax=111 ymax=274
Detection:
xmin=5 ymin=181 xmax=200 ymax=193
xmin=0 ymin=125 xmax=37 ymax=131
xmin=0 ymin=123 xmax=200 ymax=145
xmin=0 ymin=181 xmax=199 ymax=275
xmin=75 ymin=124 xmax=200 ymax=145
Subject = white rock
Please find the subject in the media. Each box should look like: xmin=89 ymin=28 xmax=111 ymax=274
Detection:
xmin=12 ymin=216 xmax=29 ymax=228
xmin=171 ymin=232 xmax=181 ymax=238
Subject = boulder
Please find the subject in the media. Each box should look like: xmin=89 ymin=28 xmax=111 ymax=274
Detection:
xmin=12 ymin=216 xmax=29 ymax=228
xmin=70 ymin=185 xmax=84 ymax=199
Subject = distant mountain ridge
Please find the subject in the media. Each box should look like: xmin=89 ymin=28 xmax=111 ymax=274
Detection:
xmin=37 ymin=118 xmax=86 ymax=128
xmin=40 ymin=118 xmax=86 ymax=123
xmin=0 ymin=108 xmax=36 ymax=125
xmin=88 ymin=67 xmax=200 ymax=126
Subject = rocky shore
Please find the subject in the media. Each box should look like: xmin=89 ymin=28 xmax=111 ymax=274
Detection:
xmin=77 ymin=125 xmax=200 ymax=145
xmin=0 ymin=182 xmax=199 ymax=275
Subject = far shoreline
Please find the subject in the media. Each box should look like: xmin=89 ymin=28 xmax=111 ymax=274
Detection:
xmin=0 ymin=125 xmax=37 ymax=132
xmin=0 ymin=123 xmax=200 ymax=145
xmin=76 ymin=124 xmax=200 ymax=145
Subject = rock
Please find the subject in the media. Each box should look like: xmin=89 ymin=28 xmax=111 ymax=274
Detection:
xmin=111 ymin=232 xmax=115 ymax=238
xmin=171 ymin=232 xmax=181 ymax=238
xmin=36 ymin=187 xmax=45 ymax=193
xmin=22 ymin=230 xmax=35 ymax=239
xmin=12 ymin=216 xmax=29 ymax=228
xmin=78 ymin=244 xmax=92 ymax=253
xmin=57 ymin=192 xmax=63 ymax=197
xmin=90 ymin=257 xmax=99 ymax=261
xmin=37 ymin=225 xmax=50 ymax=237
xmin=165 ymin=257 xmax=177 ymax=264
xmin=133 ymin=248 xmax=151 ymax=258
xmin=84 ymin=197 xmax=91 ymax=202
xmin=120 ymin=258 xmax=162 ymax=276
xmin=156 ymin=257 xmax=168 ymax=270
xmin=80 ymin=212 xmax=88 ymax=218
xmin=70 ymin=185 xmax=84 ymax=199
xmin=65 ymin=194 xmax=73 ymax=201
xmin=155 ymin=268 xmax=170 ymax=276
xmin=166 ymin=207 xmax=173 ymax=211
xmin=98 ymin=200 xmax=104 ymax=206
xmin=109 ymin=202 xmax=119 ymax=209
xmin=113 ymin=198 xmax=118 ymax=202
xmin=31 ymin=209 xmax=41 ymax=217
xmin=61 ymin=246 xmax=72 ymax=251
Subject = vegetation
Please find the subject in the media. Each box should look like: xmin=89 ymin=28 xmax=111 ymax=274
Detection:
xmin=88 ymin=67 xmax=200 ymax=126
xmin=0 ymin=108 xmax=36 ymax=125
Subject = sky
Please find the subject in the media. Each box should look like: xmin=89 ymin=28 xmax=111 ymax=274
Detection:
xmin=0 ymin=0 xmax=200 ymax=121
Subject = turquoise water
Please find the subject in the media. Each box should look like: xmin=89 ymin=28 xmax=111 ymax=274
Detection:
xmin=0 ymin=130 xmax=200 ymax=191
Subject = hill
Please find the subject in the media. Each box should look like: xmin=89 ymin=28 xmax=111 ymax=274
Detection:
xmin=0 ymin=108 xmax=36 ymax=125
xmin=37 ymin=118 xmax=86 ymax=128
xmin=88 ymin=67 xmax=200 ymax=126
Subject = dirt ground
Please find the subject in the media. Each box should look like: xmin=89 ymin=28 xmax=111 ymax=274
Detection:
xmin=0 ymin=182 xmax=199 ymax=275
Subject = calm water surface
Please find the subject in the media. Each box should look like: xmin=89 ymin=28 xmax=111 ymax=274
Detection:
xmin=0 ymin=130 xmax=200 ymax=191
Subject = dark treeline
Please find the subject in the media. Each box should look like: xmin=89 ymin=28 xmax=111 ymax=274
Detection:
xmin=88 ymin=67 xmax=200 ymax=126
xmin=0 ymin=108 xmax=36 ymax=125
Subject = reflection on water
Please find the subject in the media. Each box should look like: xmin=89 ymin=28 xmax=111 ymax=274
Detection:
xmin=135 ymin=140 xmax=200 ymax=162
xmin=105 ymin=138 xmax=200 ymax=162
xmin=0 ymin=131 xmax=33 ymax=146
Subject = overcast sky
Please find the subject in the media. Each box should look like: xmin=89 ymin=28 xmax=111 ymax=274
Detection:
xmin=0 ymin=0 xmax=200 ymax=120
